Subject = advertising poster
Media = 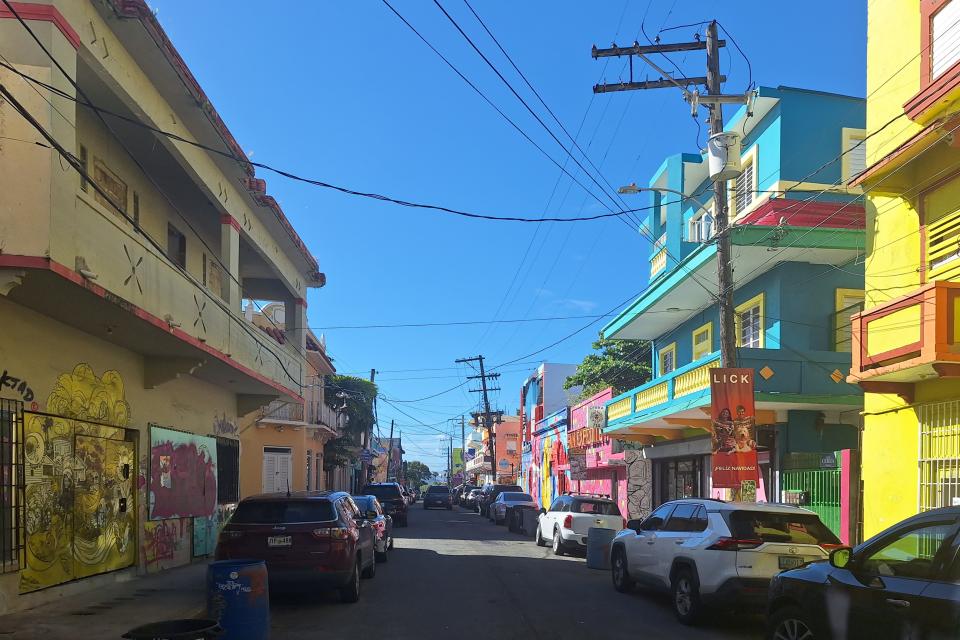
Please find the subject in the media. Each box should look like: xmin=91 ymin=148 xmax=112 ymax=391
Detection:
xmin=568 ymin=450 xmax=587 ymax=481
xmin=709 ymin=368 xmax=759 ymax=490
xmin=149 ymin=425 xmax=218 ymax=520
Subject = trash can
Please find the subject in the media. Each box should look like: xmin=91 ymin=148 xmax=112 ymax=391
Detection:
xmin=507 ymin=507 xmax=520 ymax=533
xmin=122 ymin=619 xmax=222 ymax=639
xmin=521 ymin=508 xmax=539 ymax=538
xmin=207 ymin=559 xmax=270 ymax=639
xmin=585 ymin=527 xmax=616 ymax=570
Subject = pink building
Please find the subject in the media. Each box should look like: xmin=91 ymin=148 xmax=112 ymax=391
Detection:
xmin=568 ymin=388 xmax=628 ymax=519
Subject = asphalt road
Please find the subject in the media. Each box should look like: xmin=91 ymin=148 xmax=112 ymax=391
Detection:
xmin=270 ymin=504 xmax=763 ymax=639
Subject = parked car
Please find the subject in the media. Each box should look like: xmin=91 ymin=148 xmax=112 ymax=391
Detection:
xmin=462 ymin=488 xmax=483 ymax=510
xmin=362 ymin=482 xmax=408 ymax=527
xmin=423 ymin=485 xmax=453 ymax=510
xmin=766 ymin=506 xmax=960 ymax=640
xmin=608 ymin=500 xmax=841 ymax=625
xmin=352 ymin=495 xmax=393 ymax=563
xmin=215 ymin=491 xmax=376 ymax=603
xmin=478 ymin=484 xmax=523 ymax=518
xmin=490 ymin=492 xmax=538 ymax=525
xmin=536 ymin=493 xmax=623 ymax=553
xmin=457 ymin=484 xmax=479 ymax=507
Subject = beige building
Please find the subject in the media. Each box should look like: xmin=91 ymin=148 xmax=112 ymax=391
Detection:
xmin=0 ymin=1 xmax=322 ymax=613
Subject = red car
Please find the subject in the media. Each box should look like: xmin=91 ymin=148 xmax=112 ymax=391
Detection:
xmin=215 ymin=491 xmax=377 ymax=603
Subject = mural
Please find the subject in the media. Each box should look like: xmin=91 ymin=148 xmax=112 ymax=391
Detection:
xmin=19 ymin=364 xmax=135 ymax=593
xmin=193 ymin=503 xmax=236 ymax=557
xmin=149 ymin=426 xmax=218 ymax=520
xmin=142 ymin=517 xmax=191 ymax=572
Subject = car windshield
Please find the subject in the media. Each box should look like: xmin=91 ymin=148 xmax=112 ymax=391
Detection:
xmin=502 ymin=493 xmax=534 ymax=502
xmin=427 ymin=486 xmax=449 ymax=494
xmin=351 ymin=496 xmax=373 ymax=511
xmin=230 ymin=500 xmax=336 ymax=524
xmin=728 ymin=510 xmax=841 ymax=545
xmin=363 ymin=485 xmax=402 ymax=500
xmin=573 ymin=500 xmax=620 ymax=516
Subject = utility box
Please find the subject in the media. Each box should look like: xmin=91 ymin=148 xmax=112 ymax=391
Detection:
xmin=707 ymin=131 xmax=742 ymax=181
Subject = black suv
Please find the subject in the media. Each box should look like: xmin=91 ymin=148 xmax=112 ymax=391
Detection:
xmin=362 ymin=482 xmax=408 ymax=527
xmin=478 ymin=484 xmax=523 ymax=518
xmin=766 ymin=506 xmax=960 ymax=640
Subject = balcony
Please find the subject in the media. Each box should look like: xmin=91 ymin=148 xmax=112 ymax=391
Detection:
xmin=850 ymin=281 xmax=960 ymax=391
xmin=605 ymin=349 xmax=861 ymax=440
xmin=650 ymin=233 xmax=668 ymax=279
xmin=259 ymin=399 xmax=304 ymax=423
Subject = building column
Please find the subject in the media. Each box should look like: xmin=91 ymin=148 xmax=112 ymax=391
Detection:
xmin=285 ymin=297 xmax=307 ymax=355
xmin=220 ymin=215 xmax=241 ymax=313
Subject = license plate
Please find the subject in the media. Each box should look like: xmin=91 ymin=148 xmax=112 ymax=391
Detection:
xmin=268 ymin=535 xmax=292 ymax=548
xmin=778 ymin=555 xmax=804 ymax=570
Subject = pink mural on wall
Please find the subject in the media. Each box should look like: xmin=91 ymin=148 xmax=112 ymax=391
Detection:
xmin=569 ymin=388 xmax=628 ymax=519
xmin=149 ymin=425 xmax=218 ymax=520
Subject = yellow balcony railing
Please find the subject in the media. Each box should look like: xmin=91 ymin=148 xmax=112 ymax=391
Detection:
xmin=674 ymin=358 xmax=720 ymax=398
xmin=650 ymin=247 xmax=668 ymax=278
xmin=635 ymin=382 xmax=669 ymax=412
xmin=607 ymin=396 xmax=632 ymax=421
xmin=927 ymin=208 xmax=960 ymax=281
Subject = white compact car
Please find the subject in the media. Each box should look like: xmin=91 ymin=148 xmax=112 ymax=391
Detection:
xmin=535 ymin=494 xmax=624 ymax=554
xmin=609 ymin=499 xmax=843 ymax=625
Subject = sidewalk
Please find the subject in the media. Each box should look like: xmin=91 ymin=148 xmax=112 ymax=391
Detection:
xmin=0 ymin=563 xmax=208 ymax=640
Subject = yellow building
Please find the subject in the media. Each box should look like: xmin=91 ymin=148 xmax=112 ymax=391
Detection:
xmin=852 ymin=0 xmax=960 ymax=537
xmin=0 ymin=1 xmax=322 ymax=613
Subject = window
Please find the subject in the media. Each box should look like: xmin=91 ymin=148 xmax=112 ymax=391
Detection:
xmin=692 ymin=322 xmax=713 ymax=360
xmin=262 ymin=446 xmax=292 ymax=494
xmin=572 ymin=500 xmax=621 ymax=516
xmin=728 ymin=510 xmax=841 ymax=546
xmin=230 ymin=499 xmax=336 ymax=524
xmin=506 ymin=440 xmax=517 ymax=452
xmin=834 ymin=288 xmax=865 ymax=351
xmin=167 ymin=223 xmax=186 ymax=268
xmin=735 ymin=158 xmax=754 ymax=213
xmin=0 ymin=399 xmax=24 ymax=574
xmin=93 ymin=157 xmax=127 ymax=215
xmin=640 ymin=503 xmax=675 ymax=531
xmin=841 ymin=128 xmax=867 ymax=182
xmin=659 ymin=342 xmax=677 ymax=375
xmin=735 ymin=293 xmax=764 ymax=348
xmin=216 ymin=437 xmax=240 ymax=503
xmin=932 ymin=1 xmax=960 ymax=80
xmin=688 ymin=208 xmax=714 ymax=243
xmin=860 ymin=521 xmax=957 ymax=580
xmin=79 ymin=145 xmax=88 ymax=192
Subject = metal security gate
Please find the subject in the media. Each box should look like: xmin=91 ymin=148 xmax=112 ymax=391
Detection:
xmin=781 ymin=463 xmax=842 ymax=537
xmin=919 ymin=400 xmax=960 ymax=512
xmin=1 ymin=399 xmax=25 ymax=574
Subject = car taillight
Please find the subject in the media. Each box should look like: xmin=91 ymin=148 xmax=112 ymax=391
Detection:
xmin=706 ymin=537 xmax=763 ymax=551
xmin=563 ymin=515 xmax=573 ymax=529
xmin=218 ymin=530 xmax=243 ymax=541
xmin=312 ymin=527 xmax=350 ymax=539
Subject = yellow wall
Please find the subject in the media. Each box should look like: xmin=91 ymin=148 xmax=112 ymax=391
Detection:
xmin=239 ymin=423 xmax=330 ymax=498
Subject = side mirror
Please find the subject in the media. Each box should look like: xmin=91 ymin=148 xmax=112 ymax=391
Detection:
xmin=626 ymin=518 xmax=643 ymax=532
xmin=829 ymin=547 xmax=853 ymax=569
xmin=367 ymin=510 xmax=378 ymax=519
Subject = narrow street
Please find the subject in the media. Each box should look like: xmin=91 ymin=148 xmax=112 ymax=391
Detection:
xmin=270 ymin=506 xmax=762 ymax=639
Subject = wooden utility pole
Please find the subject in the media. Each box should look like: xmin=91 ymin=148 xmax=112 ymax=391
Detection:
xmin=456 ymin=355 xmax=500 ymax=484
xmin=386 ymin=419 xmax=395 ymax=481
xmin=592 ymin=21 xmax=745 ymax=368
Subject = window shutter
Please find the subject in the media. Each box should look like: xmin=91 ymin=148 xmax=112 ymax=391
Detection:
xmin=846 ymin=137 xmax=866 ymax=179
xmin=263 ymin=453 xmax=276 ymax=493
xmin=933 ymin=1 xmax=960 ymax=79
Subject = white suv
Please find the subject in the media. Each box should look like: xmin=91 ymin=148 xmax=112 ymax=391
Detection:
xmin=535 ymin=494 xmax=624 ymax=555
xmin=609 ymin=499 xmax=842 ymax=624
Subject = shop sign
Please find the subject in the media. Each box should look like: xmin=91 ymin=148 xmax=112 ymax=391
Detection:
xmin=819 ymin=453 xmax=837 ymax=469
xmin=568 ymin=426 xmax=604 ymax=449
xmin=569 ymin=450 xmax=587 ymax=480
xmin=710 ymin=368 xmax=760 ymax=490
xmin=588 ymin=406 xmax=606 ymax=430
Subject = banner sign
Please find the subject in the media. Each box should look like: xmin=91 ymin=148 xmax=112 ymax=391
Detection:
xmin=569 ymin=450 xmax=587 ymax=480
xmin=709 ymin=368 xmax=760 ymax=490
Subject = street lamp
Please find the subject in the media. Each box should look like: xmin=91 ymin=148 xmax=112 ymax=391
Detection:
xmin=617 ymin=183 xmax=712 ymax=218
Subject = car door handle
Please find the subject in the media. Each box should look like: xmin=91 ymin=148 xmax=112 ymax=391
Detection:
xmin=885 ymin=599 xmax=910 ymax=609
xmin=674 ymin=540 xmax=684 ymax=545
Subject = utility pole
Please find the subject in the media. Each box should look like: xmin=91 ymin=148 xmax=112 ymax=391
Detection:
xmin=592 ymin=21 xmax=746 ymax=368
xmin=460 ymin=414 xmax=466 ymax=477
xmin=456 ymin=355 xmax=501 ymax=484
xmin=386 ymin=419 xmax=395 ymax=481
xmin=448 ymin=437 xmax=453 ymax=488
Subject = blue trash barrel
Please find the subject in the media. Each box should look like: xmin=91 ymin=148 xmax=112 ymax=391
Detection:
xmin=207 ymin=559 xmax=270 ymax=640
xmin=586 ymin=527 xmax=616 ymax=570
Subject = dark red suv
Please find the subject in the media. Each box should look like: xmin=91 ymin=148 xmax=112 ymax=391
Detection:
xmin=215 ymin=491 xmax=377 ymax=602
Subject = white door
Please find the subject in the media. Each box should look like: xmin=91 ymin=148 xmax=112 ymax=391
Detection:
xmin=263 ymin=447 xmax=293 ymax=493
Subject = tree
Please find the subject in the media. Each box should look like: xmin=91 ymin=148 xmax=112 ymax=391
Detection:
xmin=403 ymin=460 xmax=432 ymax=488
xmin=564 ymin=335 xmax=651 ymax=400
xmin=323 ymin=374 xmax=377 ymax=470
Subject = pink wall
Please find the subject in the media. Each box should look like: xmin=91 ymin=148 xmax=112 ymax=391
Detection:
xmin=569 ymin=388 xmax=627 ymax=519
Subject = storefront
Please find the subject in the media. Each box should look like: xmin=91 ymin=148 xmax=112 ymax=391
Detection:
xmin=568 ymin=389 xmax=628 ymax=518
xmin=524 ymin=409 xmax=569 ymax=509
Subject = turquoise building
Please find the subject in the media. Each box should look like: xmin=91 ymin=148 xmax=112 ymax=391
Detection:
xmin=602 ymin=87 xmax=867 ymax=541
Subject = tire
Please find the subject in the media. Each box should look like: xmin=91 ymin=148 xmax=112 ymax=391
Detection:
xmin=611 ymin=547 xmax=635 ymax=593
xmin=552 ymin=528 xmax=565 ymax=556
xmin=535 ymin=524 xmax=546 ymax=547
xmin=766 ymin=605 xmax=817 ymax=640
xmin=339 ymin=558 xmax=361 ymax=603
xmin=671 ymin=567 xmax=704 ymax=625
xmin=361 ymin=552 xmax=376 ymax=579
xmin=375 ymin=547 xmax=388 ymax=563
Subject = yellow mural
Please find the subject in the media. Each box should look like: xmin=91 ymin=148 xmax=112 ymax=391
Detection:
xmin=19 ymin=365 xmax=135 ymax=593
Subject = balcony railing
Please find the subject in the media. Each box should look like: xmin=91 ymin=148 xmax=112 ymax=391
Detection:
xmin=650 ymin=247 xmax=668 ymax=279
xmin=674 ymin=357 xmax=720 ymax=397
xmin=634 ymin=381 xmax=669 ymax=412
xmin=260 ymin=399 xmax=304 ymax=422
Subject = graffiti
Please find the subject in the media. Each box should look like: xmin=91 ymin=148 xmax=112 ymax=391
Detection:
xmin=0 ymin=369 xmax=34 ymax=402
xmin=149 ymin=425 xmax=218 ymax=520
xmin=46 ymin=363 xmax=131 ymax=427
xmin=193 ymin=503 xmax=236 ymax=557
xmin=142 ymin=517 xmax=190 ymax=571
xmin=213 ymin=413 xmax=238 ymax=436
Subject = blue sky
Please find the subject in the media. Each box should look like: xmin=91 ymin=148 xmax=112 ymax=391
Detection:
xmin=151 ymin=1 xmax=866 ymax=470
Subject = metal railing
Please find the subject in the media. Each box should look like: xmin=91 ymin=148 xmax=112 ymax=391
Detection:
xmin=0 ymin=399 xmax=24 ymax=574
xmin=260 ymin=399 xmax=304 ymax=422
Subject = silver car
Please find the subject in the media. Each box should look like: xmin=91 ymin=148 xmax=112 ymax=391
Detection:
xmin=490 ymin=492 xmax=537 ymax=525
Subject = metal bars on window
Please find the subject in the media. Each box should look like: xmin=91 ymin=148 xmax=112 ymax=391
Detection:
xmin=1 ymin=399 xmax=25 ymax=573
xmin=919 ymin=400 xmax=960 ymax=512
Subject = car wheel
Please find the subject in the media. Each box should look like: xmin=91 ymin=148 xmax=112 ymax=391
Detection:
xmin=552 ymin=528 xmax=565 ymax=556
xmin=671 ymin=568 xmax=703 ymax=625
xmin=611 ymin=547 xmax=635 ymax=593
xmin=339 ymin=558 xmax=361 ymax=603
xmin=361 ymin=552 xmax=376 ymax=579
xmin=767 ymin=605 xmax=817 ymax=640
xmin=375 ymin=547 xmax=388 ymax=563
xmin=535 ymin=524 xmax=546 ymax=547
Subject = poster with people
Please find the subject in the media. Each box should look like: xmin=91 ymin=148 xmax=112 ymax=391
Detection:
xmin=709 ymin=368 xmax=760 ymax=490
